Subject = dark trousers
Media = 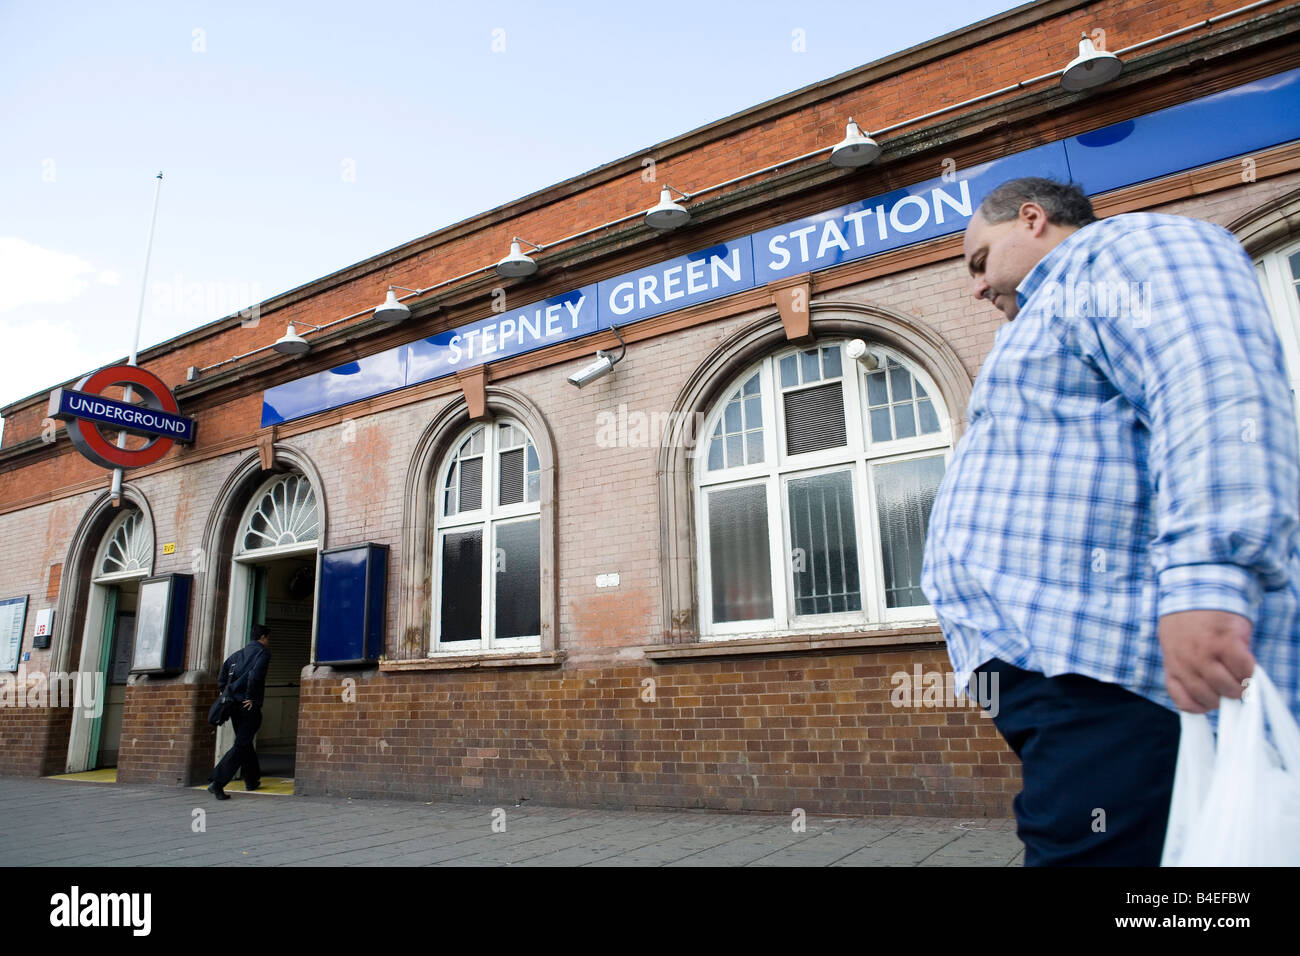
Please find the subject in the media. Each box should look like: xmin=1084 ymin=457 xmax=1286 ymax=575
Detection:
xmin=975 ymin=658 xmax=1180 ymax=866
xmin=211 ymin=704 xmax=262 ymax=789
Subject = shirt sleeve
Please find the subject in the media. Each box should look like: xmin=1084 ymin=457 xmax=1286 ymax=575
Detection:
xmin=1053 ymin=219 xmax=1300 ymax=629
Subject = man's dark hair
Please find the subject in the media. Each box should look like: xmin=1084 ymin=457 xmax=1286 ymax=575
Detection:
xmin=251 ymin=624 xmax=270 ymax=641
xmin=977 ymin=177 xmax=1097 ymax=227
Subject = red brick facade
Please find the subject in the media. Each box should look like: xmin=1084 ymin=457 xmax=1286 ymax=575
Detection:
xmin=3 ymin=0 xmax=1299 ymax=818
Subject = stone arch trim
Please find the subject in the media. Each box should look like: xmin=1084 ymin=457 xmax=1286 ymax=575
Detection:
xmin=1228 ymin=186 xmax=1300 ymax=257
xmin=51 ymin=484 xmax=156 ymax=673
xmin=191 ymin=443 xmax=328 ymax=674
xmin=399 ymin=386 xmax=558 ymax=658
xmin=656 ymin=300 xmax=972 ymax=643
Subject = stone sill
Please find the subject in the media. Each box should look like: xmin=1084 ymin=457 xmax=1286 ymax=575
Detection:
xmin=378 ymin=650 xmax=565 ymax=672
xmin=643 ymin=625 xmax=944 ymax=661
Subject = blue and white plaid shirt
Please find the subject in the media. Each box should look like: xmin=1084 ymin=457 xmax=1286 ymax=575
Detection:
xmin=921 ymin=212 xmax=1300 ymax=722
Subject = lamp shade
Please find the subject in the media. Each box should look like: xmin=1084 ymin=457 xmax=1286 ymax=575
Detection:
xmin=496 ymin=240 xmax=538 ymax=278
xmin=273 ymin=323 xmax=310 ymax=355
xmin=1061 ymin=35 xmax=1123 ymax=92
xmin=829 ymin=119 xmax=881 ymax=168
xmin=645 ymin=188 xmax=690 ymax=230
xmin=374 ymin=289 xmax=411 ymax=324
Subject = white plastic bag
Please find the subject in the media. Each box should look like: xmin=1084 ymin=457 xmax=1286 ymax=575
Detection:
xmin=1161 ymin=665 xmax=1300 ymax=866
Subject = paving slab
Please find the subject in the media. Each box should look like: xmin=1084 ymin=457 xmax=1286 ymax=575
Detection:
xmin=0 ymin=775 xmax=1021 ymax=867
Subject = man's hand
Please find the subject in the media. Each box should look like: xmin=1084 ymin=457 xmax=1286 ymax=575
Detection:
xmin=1158 ymin=609 xmax=1255 ymax=713
xmin=241 ymin=699 xmax=253 ymax=711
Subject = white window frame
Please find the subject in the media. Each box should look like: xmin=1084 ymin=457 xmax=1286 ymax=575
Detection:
xmin=1254 ymin=239 xmax=1300 ymax=431
xmin=431 ymin=419 xmax=542 ymax=654
xmin=695 ymin=340 xmax=953 ymax=639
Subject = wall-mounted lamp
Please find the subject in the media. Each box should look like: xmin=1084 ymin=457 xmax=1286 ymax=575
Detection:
xmin=273 ymin=321 xmax=323 ymax=356
xmin=567 ymin=325 xmax=626 ymax=388
xmin=496 ymin=237 xmax=544 ymax=278
xmin=374 ymin=286 xmax=419 ymax=324
xmin=829 ymin=119 xmax=881 ymax=168
xmin=1060 ymin=33 xmax=1123 ymax=91
xmin=645 ymin=185 xmax=691 ymax=230
xmin=845 ymin=338 xmax=881 ymax=371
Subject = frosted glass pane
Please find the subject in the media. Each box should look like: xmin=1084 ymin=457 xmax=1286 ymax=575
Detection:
xmin=788 ymin=470 xmax=861 ymax=615
xmin=708 ymin=485 xmax=773 ymax=623
xmin=874 ymin=456 xmax=946 ymax=608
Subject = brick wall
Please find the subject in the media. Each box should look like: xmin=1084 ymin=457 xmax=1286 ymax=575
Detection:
xmin=117 ymin=680 xmax=219 ymax=786
xmin=0 ymin=707 xmax=72 ymax=777
xmin=296 ymin=648 xmax=1015 ymax=817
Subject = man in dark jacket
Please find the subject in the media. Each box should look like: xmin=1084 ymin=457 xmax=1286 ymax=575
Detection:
xmin=208 ymin=625 xmax=271 ymax=799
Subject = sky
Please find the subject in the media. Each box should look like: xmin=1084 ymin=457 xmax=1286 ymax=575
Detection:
xmin=0 ymin=0 xmax=1028 ymax=442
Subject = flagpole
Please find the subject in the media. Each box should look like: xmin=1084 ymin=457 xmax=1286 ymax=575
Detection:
xmin=110 ymin=171 xmax=163 ymax=506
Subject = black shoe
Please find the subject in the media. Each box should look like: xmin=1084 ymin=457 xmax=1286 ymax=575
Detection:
xmin=208 ymin=783 xmax=230 ymax=801
xmin=245 ymin=781 xmax=261 ymax=792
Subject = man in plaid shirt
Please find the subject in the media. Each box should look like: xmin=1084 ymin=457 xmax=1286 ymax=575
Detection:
xmin=920 ymin=177 xmax=1300 ymax=865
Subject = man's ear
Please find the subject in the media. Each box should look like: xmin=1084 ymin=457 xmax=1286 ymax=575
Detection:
xmin=1019 ymin=201 xmax=1049 ymax=236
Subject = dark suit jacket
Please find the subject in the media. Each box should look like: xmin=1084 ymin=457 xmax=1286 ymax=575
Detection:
xmin=218 ymin=642 xmax=271 ymax=708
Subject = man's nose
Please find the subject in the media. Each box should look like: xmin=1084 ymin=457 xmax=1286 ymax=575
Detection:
xmin=970 ymin=276 xmax=991 ymax=301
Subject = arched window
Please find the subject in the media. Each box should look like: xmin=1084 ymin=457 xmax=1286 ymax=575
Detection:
xmin=1254 ymin=237 xmax=1300 ymax=429
xmin=95 ymin=509 xmax=154 ymax=581
xmin=433 ymin=420 xmax=542 ymax=653
xmin=237 ymin=473 xmax=320 ymax=558
xmin=694 ymin=339 xmax=953 ymax=637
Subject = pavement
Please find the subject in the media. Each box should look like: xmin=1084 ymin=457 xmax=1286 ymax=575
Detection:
xmin=0 ymin=776 xmax=1024 ymax=867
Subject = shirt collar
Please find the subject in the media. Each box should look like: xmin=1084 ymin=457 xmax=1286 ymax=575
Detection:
xmin=1014 ymin=224 xmax=1093 ymax=312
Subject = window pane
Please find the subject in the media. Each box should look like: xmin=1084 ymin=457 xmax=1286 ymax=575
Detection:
xmin=800 ymin=349 xmax=820 ymax=383
xmin=889 ymin=363 xmax=913 ymax=400
xmin=526 ymin=444 xmax=539 ymax=472
xmin=440 ymin=529 xmax=482 ymax=641
xmin=708 ymin=436 xmax=723 ymax=471
xmin=709 ymin=485 xmax=773 ymax=623
xmin=866 ymin=371 xmax=888 ymax=406
xmin=495 ymin=519 xmax=540 ymax=639
xmin=499 ymin=447 xmax=524 ymax=505
xmin=525 ymin=472 xmax=540 ymax=503
xmin=893 ymin=403 xmax=917 ymax=439
xmin=822 ymin=345 xmax=842 ymax=379
xmin=875 ymin=456 xmax=946 ymax=608
xmin=724 ymin=399 xmax=742 ymax=432
xmin=918 ymin=398 xmax=940 ymax=433
xmin=870 ymin=407 xmax=893 ymax=442
xmin=726 ymin=433 xmax=743 ymax=467
xmin=743 ymin=373 xmax=760 ymax=396
xmin=788 ymin=470 xmax=861 ymax=615
xmin=458 ymin=457 xmax=483 ymax=511
xmin=780 ymin=354 xmax=798 ymax=389
xmin=746 ymin=430 xmax=764 ymax=465
xmin=744 ymin=396 xmax=762 ymax=429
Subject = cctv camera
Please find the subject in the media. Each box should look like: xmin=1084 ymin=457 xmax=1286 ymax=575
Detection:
xmin=567 ymin=351 xmax=616 ymax=389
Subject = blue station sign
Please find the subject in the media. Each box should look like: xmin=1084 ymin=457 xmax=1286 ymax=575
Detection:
xmin=49 ymin=388 xmax=196 ymax=444
xmin=262 ymin=66 xmax=1300 ymax=427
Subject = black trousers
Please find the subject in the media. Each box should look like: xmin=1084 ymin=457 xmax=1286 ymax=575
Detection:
xmin=975 ymin=658 xmax=1180 ymax=866
xmin=211 ymin=703 xmax=262 ymax=789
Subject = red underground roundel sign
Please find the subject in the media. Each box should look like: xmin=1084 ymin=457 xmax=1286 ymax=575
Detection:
xmin=46 ymin=364 xmax=196 ymax=470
